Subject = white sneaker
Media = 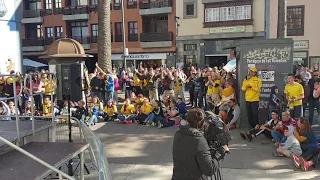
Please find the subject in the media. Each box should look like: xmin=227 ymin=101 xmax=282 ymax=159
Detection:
xmin=114 ymin=119 xmax=120 ymax=122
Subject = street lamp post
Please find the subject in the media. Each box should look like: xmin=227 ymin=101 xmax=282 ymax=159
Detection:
xmin=121 ymin=0 xmax=127 ymax=70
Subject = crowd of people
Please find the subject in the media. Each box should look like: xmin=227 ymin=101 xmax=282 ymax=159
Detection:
xmin=240 ymin=66 xmax=320 ymax=171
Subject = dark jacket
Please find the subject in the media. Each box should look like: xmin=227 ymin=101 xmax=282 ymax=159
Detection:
xmin=172 ymin=126 xmax=219 ymax=180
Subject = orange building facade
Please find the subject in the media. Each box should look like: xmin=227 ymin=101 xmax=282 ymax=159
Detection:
xmin=21 ymin=0 xmax=177 ymax=71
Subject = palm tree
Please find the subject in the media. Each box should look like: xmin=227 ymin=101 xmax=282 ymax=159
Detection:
xmin=98 ymin=0 xmax=112 ymax=72
xmin=277 ymin=0 xmax=287 ymax=38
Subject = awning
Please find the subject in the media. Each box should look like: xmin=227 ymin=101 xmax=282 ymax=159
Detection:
xmin=23 ymin=59 xmax=48 ymax=68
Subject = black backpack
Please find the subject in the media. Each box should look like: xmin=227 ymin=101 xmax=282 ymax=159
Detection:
xmin=202 ymin=111 xmax=232 ymax=161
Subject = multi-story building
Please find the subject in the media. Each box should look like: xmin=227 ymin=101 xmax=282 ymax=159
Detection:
xmin=268 ymin=0 xmax=320 ymax=69
xmin=21 ymin=0 xmax=176 ymax=71
xmin=176 ymin=0 xmax=266 ymax=68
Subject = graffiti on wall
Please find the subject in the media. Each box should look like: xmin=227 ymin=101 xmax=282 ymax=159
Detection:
xmin=243 ymin=47 xmax=291 ymax=64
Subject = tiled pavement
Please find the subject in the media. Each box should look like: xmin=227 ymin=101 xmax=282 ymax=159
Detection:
xmin=84 ymin=122 xmax=320 ymax=180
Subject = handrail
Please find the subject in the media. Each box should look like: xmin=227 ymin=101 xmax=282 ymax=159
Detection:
xmin=0 ymin=136 xmax=75 ymax=180
xmin=23 ymin=73 xmax=57 ymax=135
xmin=0 ymin=74 xmax=23 ymax=142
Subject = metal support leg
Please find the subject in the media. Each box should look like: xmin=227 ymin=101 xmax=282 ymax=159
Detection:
xmin=80 ymin=152 xmax=84 ymax=180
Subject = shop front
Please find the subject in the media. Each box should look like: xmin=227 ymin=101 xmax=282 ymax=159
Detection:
xmin=111 ymin=53 xmax=168 ymax=70
xmin=293 ymin=40 xmax=309 ymax=66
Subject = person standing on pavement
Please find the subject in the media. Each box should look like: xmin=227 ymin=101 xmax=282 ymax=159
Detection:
xmin=241 ymin=67 xmax=262 ymax=128
xmin=172 ymin=108 xmax=220 ymax=180
xmin=308 ymin=70 xmax=320 ymax=125
xmin=295 ymin=75 xmax=310 ymax=117
xmin=285 ymin=74 xmax=304 ymax=119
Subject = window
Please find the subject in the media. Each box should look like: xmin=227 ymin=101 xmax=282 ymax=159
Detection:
xmin=184 ymin=44 xmax=197 ymax=51
xmin=115 ymin=22 xmax=122 ymax=42
xmin=45 ymin=27 xmax=53 ymax=38
xmin=70 ymin=22 xmax=89 ymax=37
xmin=128 ymin=0 xmax=136 ymax=2
xmin=55 ymin=0 xmax=61 ymax=8
xmin=71 ymin=0 xmax=88 ymax=6
xmin=91 ymin=24 xmax=98 ymax=36
xmin=236 ymin=5 xmax=251 ymax=20
xmin=114 ymin=0 xmax=121 ymax=3
xmin=186 ymin=4 xmax=195 ymax=16
xmin=220 ymin=7 xmax=235 ymax=21
xmin=128 ymin=21 xmax=138 ymax=35
xmin=55 ymin=26 xmax=63 ymax=37
xmin=287 ymin=6 xmax=304 ymax=36
xmin=37 ymin=24 xmax=43 ymax=38
xmin=91 ymin=0 xmax=98 ymax=5
xmin=204 ymin=5 xmax=251 ymax=23
xmin=27 ymin=0 xmax=42 ymax=10
xmin=205 ymin=8 xmax=219 ymax=22
xmin=45 ymin=0 xmax=52 ymax=9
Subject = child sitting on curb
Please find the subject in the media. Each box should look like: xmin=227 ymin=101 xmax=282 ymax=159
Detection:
xmin=273 ymin=126 xmax=302 ymax=157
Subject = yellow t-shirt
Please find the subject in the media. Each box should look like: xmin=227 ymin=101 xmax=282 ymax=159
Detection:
xmin=284 ymin=83 xmax=304 ymax=107
xmin=241 ymin=76 xmax=262 ymax=102
xmin=104 ymin=105 xmax=117 ymax=116
xmin=133 ymin=78 xmax=141 ymax=87
xmin=141 ymin=104 xmax=152 ymax=115
xmin=121 ymin=104 xmax=136 ymax=116
xmin=212 ymin=80 xmax=221 ymax=94
xmin=43 ymin=103 xmax=52 ymax=115
xmin=44 ymin=79 xmax=56 ymax=95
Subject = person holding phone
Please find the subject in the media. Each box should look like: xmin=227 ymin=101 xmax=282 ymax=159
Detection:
xmin=241 ymin=67 xmax=262 ymax=128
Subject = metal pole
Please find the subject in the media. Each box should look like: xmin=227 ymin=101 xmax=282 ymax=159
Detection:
xmin=121 ymin=0 xmax=127 ymax=70
xmin=13 ymin=76 xmax=20 ymax=142
xmin=29 ymin=75 xmax=35 ymax=135
xmin=68 ymin=95 xmax=73 ymax=176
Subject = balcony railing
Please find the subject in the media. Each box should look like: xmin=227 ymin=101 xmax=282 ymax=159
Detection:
xmin=128 ymin=34 xmax=138 ymax=42
xmin=127 ymin=1 xmax=137 ymax=9
xmin=140 ymin=32 xmax=173 ymax=42
xmin=45 ymin=37 xmax=54 ymax=45
xmin=43 ymin=9 xmax=52 ymax=16
xmin=22 ymin=38 xmax=44 ymax=47
xmin=139 ymin=0 xmax=172 ymax=9
xmin=71 ymin=36 xmax=90 ymax=44
xmin=89 ymin=5 xmax=98 ymax=13
xmin=23 ymin=9 xmax=42 ymax=18
xmin=53 ymin=8 xmax=63 ymax=15
xmin=91 ymin=35 xmax=113 ymax=43
xmin=114 ymin=3 xmax=121 ymax=10
xmin=63 ymin=6 xmax=89 ymax=15
xmin=115 ymin=35 xmax=123 ymax=42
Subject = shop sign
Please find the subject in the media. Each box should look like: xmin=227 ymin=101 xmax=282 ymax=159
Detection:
xmin=112 ymin=53 xmax=167 ymax=60
xmin=294 ymin=40 xmax=309 ymax=49
xmin=209 ymin=26 xmax=245 ymax=34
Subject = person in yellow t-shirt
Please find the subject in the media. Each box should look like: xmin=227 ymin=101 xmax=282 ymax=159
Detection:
xmin=118 ymin=99 xmax=136 ymax=124
xmin=135 ymin=98 xmax=152 ymax=124
xmin=284 ymin=74 xmax=304 ymax=118
xmin=44 ymin=76 xmax=56 ymax=100
xmin=133 ymin=73 xmax=142 ymax=95
xmin=42 ymin=97 xmax=52 ymax=116
xmin=241 ymin=67 xmax=262 ymax=128
xmin=103 ymin=100 xmax=118 ymax=121
xmin=173 ymin=70 xmax=185 ymax=101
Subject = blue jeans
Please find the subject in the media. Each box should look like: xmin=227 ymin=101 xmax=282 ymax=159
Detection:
xmin=118 ymin=114 xmax=136 ymax=121
xmin=87 ymin=116 xmax=98 ymax=126
xmin=105 ymin=91 xmax=114 ymax=104
xmin=125 ymin=90 xmax=132 ymax=99
xmin=113 ymin=90 xmax=118 ymax=104
xmin=271 ymin=130 xmax=287 ymax=143
xmin=146 ymin=113 xmax=165 ymax=124
xmin=91 ymin=92 xmax=103 ymax=102
xmin=146 ymin=113 xmax=156 ymax=122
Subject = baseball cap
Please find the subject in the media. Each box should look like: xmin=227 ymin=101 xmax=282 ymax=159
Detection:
xmin=250 ymin=67 xmax=258 ymax=72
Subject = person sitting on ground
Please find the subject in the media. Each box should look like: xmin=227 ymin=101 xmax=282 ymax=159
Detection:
xmin=273 ymin=126 xmax=302 ymax=157
xmin=176 ymin=97 xmax=187 ymax=118
xmin=84 ymin=102 xmax=99 ymax=126
xmin=118 ymin=98 xmax=136 ymax=124
xmin=135 ymin=98 xmax=152 ymax=124
xmin=272 ymin=111 xmax=296 ymax=146
xmin=74 ymin=101 xmax=86 ymax=122
xmin=103 ymin=100 xmax=118 ymax=121
xmin=8 ymin=101 xmax=20 ymax=116
xmin=144 ymin=100 xmax=165 ymax=127
xmin=294 ymin=148 xmax=320 ymax=171
xmin=0 ymin=101 xmax=10 ymax=120
xmin=42 ymin=96 xmax=52 ymax=116
xmin=164 ymin=100 xmax=181 ymax=127
xmin=225 ymin=98 xmax=240 ymax=130
xmin=293 ymin=118 xmax=319 ymax=165
xmin=129 ymin=92 xmax=138 ymax=103
xmin=240 ymin=110 xmax=281 ymax=142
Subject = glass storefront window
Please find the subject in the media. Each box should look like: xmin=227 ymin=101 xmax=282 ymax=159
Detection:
xmin=293 ymin=51 xmax=308 ymax=66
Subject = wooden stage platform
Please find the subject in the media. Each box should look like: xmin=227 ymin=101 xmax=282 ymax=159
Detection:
xmin=0 ymin=120 xmax=52 ymax=147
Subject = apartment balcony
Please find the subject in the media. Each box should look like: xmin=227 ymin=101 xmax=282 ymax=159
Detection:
xmin=140 ymin=32 xmax=173 ymax=48
xmin=53 ymin=8 xmax=63 ymax=15
xmin=21 ymin=10 xmax=43 ymax=24
xmin=139 ymin=0 xmax=172 ymax=16
xmin=22 ymin=38 xmax=45 ymax=52
xmin=43 ymin=9 xmax=52 ymax=16
xmin=63 ymin=6 xmax=89 ymax=21
xmin=115 ymin=35 xmax=123 ymax=42
xmin=127 ymin=1 xmax=137 ymax=9
xmin=71 ymin=36 xmax=90 ymax=49
xmin=128 ymin=34 xmax=138 ymax=42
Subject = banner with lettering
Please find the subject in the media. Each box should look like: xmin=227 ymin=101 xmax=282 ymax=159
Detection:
xmin=238 ymin=39 xmax=294 ymax=126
